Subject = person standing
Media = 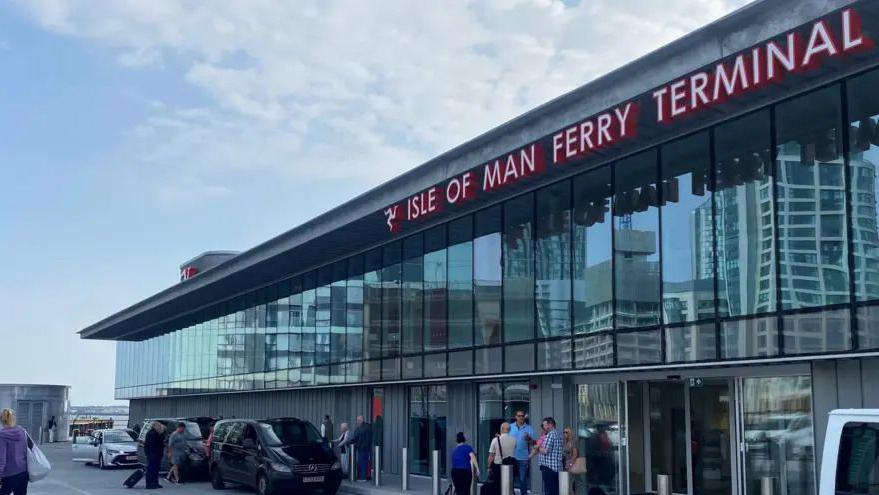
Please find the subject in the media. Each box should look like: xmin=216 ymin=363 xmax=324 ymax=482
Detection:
xmin=450 ymin=432 xmax=479 ymax=495
xmin=350 ymin=416 xmax=373 ymax=482
xmin=46 ymin=416 xmax=57 ymax=444
xmin=334 ymin=423 xmax=351 ymax=476
xmin=509 ymin=410 xmax=535 ymax=495
xmin=0 ymin=409 xmax=29 ymax=495
xmin=321 ymin=415 xmax=334 ymax=441
xmin=143 ymin=421 xmax=165 ymax=490
xmin=562 ymin=427 xmax=580 ymax=495
xmin=486 ymin=422 xmax=516 ymax=482
xmin=166 ymin=423 xmax=188 ymax=484
xmin=538 ymin=418 xmax=562 ymax=495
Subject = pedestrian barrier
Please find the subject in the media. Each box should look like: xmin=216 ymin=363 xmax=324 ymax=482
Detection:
xmin=559 ymin=471 xmax=570 ymax=495
xmin=657 ymin=474 xmax=671 ymax=495
xmin=374 ymin=445 xmax=381 ymax=487
xmin=402 ymin=447 xmax=409 ymax=491
xmin=501 ymin=464 xmax=514 ymax=495
xmin=762 ymin=477 xmax=775 ymax=495
xmin=431 ymin=450 xmax=440 ymax=495
xmin=349 ymin=447 xmax=356 ymax=482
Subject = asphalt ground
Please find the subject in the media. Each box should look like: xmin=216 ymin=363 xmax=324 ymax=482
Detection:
xmin=26 ymin=442 xmax=256 ymax=494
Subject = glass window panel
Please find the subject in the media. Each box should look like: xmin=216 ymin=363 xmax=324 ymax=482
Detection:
xmin=478 ymin=383 xmax=503 ymax=477
xmin=347 ymin=257 xmax=364 ymax=362
xmin=330 ymin=275 xmax=347 ymax=365
xmin=475 ymin=206 xmax=503 ymax=346
xmin=449 ymin=216 xmax=474 ymax=349
xmin=448 ymin=350 xmax=473 ymax=376
xmin=776 ymin=85 xmax=849 ymax=309
xmin=715 ymin=110 xmax=775 ymax=316
xmin=782 ymin=308 xmax=851 ymax=354
xmin=614 ymin=150 xmax=661 ymax=328
xmin=402 ymin=355 xmax=422 ymax=379
xmin=741 ymin=376 xmax=814 ymax=495
xmin=475 ymin=347 xmax=502 ymax=375
xmin=847 ymin=69 xmax=879 ymax=302
xmin=316 ymin=283 xmax=331 ymax=365
xmin=364 ymin=255 xmax=383 ymax=359
xmin=574 ymin=334 xmax=614 ymax=368
xmin=363 ymin=359 xmax=381 ymax=382
xmin=576 ymin=383 xmax=620 ymax=495
xmin=424 ymin=353 xmax=447 ymax=378
xmin=382 ymin=243 xmax=402 ymax=357
xmin=573 ymin=166 xmax=613 ymax=333
xmin=720 ymin=316 xmax=779 ymax=359
xmin=664 ymin=323 xmax=716 ymax=362
xmin=616 ymin=329 xmax=661 ymax=365
xmin=409 ymin=386 xmax=429 ymax=475
xmin=382 ymin=357 xmax=400 ymax=381
xmin=537 ymin=182 xmax=572 ymax=338
xmin=661 ymin=131 xmax=716 ymax=324
xmin=856 ymin=305 xmax=879 ymax=350
xmin=537 ymin=339 xmax=572 ymax=370
xmin=424 ymin=234 xmax=448 ymax=352
xmin=504 ymin=193 xmax=535 ymax=342
xmin=403 ymin=234 xmax=424 ymax=354
xmin=346 ymin=361 xmax=362 ymax=383
xmin=505 ymin=343 xmax=534 ymax=373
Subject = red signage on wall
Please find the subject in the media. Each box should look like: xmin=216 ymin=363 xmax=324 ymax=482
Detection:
xmin=180 ymin=266 xmax=199 ymax=281
xmin=380 ymin=6 xmax=875 ymax=234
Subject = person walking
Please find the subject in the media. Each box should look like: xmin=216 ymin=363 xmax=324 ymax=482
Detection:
xmin=562 ymin=427 xmax=580 ymax=495
xmin=46 ymin=416 xmax=56 ymax=444
xmin=321 ymin=415 xmax=334 ymax=441
xmin=538 ymin=418 xmax=562 ymax=495
xmin=450 ymin=432 xmax=479 ymax=495
xmin=0 ymin=409 xmax=29 ymax=495
xmin=509 ymin=410 xmax=535 ymax=495
xmin=486 ymin=422 xmax=516 ymax=482
xmin=143 ymin=421 xmax=165 ymax=490
xmin=334 ymin=423 xmax=351 ymax=476
xmin=166 ymin=423 xmax=188 ymax=484
xmin=350 ymin=416 xmax=373 ymax=482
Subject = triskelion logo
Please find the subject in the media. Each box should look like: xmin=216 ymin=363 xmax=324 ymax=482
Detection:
xmin=383 ymin=204 xmax=401 ymax=233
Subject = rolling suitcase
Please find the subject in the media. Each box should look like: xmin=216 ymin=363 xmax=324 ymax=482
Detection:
xmin=123 ymin=469 xmax=144 ymax=488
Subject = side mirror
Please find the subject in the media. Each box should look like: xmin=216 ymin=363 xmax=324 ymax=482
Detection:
xmin=242 ymin=438 xmax=256 ymax=451
xmin=91 ymin=438 xmax=99 ymax=446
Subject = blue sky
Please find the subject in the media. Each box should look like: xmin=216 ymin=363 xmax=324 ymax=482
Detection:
xmin=0 ymin=0 xmax=749 ymax=405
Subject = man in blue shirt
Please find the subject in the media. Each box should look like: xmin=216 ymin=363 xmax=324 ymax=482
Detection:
xmin=509 ymin=410 xmax=535 ymax=495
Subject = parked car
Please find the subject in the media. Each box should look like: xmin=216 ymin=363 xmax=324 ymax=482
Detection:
xmin=135 ymin=418 xmax=208 ymax=475
xmin=209 ymin=417 xmax=342 ymax=495
xmin=820 ymin=409 xmax=879 ymax=495
xmin=72 ymin=429 xmax=139 ymax=469
xmin=185 ymin=416 xmax=218 ymax=441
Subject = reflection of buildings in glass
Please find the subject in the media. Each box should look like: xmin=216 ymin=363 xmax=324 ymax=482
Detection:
xmin=851 ymin=155 xmax=879 ymax=299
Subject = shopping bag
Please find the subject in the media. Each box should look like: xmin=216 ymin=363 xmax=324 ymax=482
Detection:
xmin=25 ymin=433 xmax=52 ymax=482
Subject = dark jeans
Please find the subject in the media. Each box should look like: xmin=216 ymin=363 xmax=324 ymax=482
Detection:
xmin=541 ymin=466 xmax=559 ymax=495
xmin=145 ymin=454 xmax=162 ymax=488
xmin=356 ymin=448 xmax=371 ymax=480
xmin=516 ymin=459 xmax=530 ymax=495
xmin=451 ymin=468 xmax=472 ymax=495
xmin=0 ymin=471 xmax=28 ymax=495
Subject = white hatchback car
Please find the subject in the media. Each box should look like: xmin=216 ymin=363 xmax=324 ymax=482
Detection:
xmin=72 ymin=428 xmax=139 ymax=469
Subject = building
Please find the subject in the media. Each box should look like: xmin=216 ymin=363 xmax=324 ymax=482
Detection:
xmin=0 ymin=385 xmax=70 ymax=443
xmin=80 ymin=1 xmax=879 ymax=494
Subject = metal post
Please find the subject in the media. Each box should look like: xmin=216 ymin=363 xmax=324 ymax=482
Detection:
xmin=559 ymin=471 xmax=570 ymax=495
xmin=470 ymin=469 xmax=478 ymax=495
xmin=761 ymin=477 xmax=775 ymax=495
xmin=402 ymin=447 xmax=410 ymax=491
xmin=374 ymin=445 xmax=381 ymax=487
xmin=657 ymin=475 xmax=671 ymax=495
xmin=349 ymin=447 xmax=356 ymax=482
xmin=501 ymin=465 xmax=514 ymax=495
xmin=432 ymin=450 xmax=441 ymax=495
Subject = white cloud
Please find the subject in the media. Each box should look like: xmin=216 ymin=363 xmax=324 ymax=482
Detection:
xmin=13 ymin=0 xmax=753 ymax=202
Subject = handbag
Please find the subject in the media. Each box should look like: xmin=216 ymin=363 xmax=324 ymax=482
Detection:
xmin=568 ymin=457 xmax=587 ymax=474
xmin=25 ymin=432 xmax=52 ymax=482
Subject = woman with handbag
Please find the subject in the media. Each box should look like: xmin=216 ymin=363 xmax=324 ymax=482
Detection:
xmin=450 ymin=432 xmax=480 ymax=495
xmin=0 ymin=409 xmax=28 ymax=495
xmin=563 ymin=427 xmax=585 ymax=495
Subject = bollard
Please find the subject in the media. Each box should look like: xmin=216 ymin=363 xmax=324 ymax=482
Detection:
xmin=559 ymin=471 xmax=570 ymax=495
xmin=374 ymin=445 xmax=381 ymax=487
xmin=402 ymin=447 xmax=410 ymax=491
xmin=657 ymin=474 xmax=671 ymax=495
xmin=501 ymin=464 xmax=514 ymax=495
xmin=431 ymin=450 xmax=441 ymax=495
xmin=761 ymin=477 xmax=775 ymax=495
xmin=470 ymin=469 xmax=478 ymax=495
xmin=349 ymin=447 xmax=356 ymax=482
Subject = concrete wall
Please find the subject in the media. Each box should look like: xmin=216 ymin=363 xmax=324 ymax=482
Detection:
xmin=0 ymin=385 xmax=69 ymax=442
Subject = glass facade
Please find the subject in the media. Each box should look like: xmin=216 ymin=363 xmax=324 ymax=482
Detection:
xmin=116 ymin=67 xmax=879 ymax=399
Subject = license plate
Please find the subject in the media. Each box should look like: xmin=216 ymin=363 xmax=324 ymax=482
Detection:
xmin=126 ymin=456 xmax=137 ymax=461
xmin=302 ymin=476 xmax=325 ymax=483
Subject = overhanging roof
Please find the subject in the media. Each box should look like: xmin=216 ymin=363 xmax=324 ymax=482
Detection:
xmin=79 ymin=0 xmax=857 ymax=341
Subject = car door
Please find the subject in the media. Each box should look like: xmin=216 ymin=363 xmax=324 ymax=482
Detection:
xmin=240 ymin=425 xmax=261 ymax=488
xmin=93 ymin=431 xmax=104 ymax=463
xmin=72 ymin=433 xmax=99 ymax=463
xmin=222 ymin=422 xmax=247 ymax=484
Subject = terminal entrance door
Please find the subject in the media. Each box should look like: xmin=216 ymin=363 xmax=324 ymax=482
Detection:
xmin=626 ymin=379 xmax=734 ymax=495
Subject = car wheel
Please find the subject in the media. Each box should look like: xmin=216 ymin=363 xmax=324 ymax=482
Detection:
xmin=211 ymin=465 xmax=225 ymax=490
xmin=98 ymin=454 xmax=106 ymax=470
xmin=257 ymin=472 xmax=274 ymax=495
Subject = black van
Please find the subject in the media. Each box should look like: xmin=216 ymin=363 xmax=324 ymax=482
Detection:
xmin=210 ymin=418 xmax=342 ymax=495
xmin=136 ymin=418 xmax=208 ymax=475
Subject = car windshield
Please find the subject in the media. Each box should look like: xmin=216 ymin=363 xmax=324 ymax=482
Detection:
xmin=103 ymin=431 xmax=136 ymax=443
xmin=259 ymin=420 xmax=322 ymax=447
xmin=165 ymin=421 xmax=203 ymax=440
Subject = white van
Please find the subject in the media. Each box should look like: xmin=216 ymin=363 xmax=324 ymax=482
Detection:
xmin=819 ymin=409 xmax=879 ymax=495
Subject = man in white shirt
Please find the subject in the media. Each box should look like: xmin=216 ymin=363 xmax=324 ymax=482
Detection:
xmin=487 ymin=422 xmax=517 ymax=480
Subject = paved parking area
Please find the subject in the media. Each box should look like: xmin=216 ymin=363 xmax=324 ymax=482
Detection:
xmin=29 ymin=442 xmax=259 ymax=494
